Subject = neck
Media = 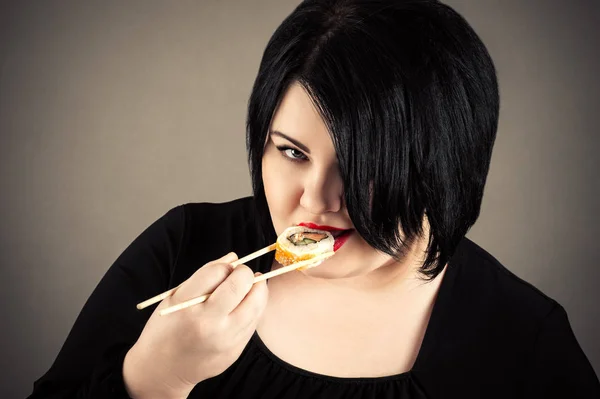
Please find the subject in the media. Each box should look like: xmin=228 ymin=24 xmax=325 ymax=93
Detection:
xmin=273 ymin=236 xmax=435 ymax=293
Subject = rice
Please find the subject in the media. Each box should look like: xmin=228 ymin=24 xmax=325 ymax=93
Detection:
xmin=274 ymin=226 xmax=335 ymax=266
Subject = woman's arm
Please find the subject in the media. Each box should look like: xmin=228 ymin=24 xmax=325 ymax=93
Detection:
xmin=27 ymin=205 xmax=186 ymax=398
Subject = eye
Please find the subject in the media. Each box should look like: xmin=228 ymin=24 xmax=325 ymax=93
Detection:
xmin=276 ymin=146 xmax=308 ymax=162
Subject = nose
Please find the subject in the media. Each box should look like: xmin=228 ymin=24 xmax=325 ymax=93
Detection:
xmin=299 ymin=167 xmax=343 ymax=215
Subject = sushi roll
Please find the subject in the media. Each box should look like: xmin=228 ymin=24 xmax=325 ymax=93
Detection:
xmin=275 ymin=226 xmax=335 ymax=267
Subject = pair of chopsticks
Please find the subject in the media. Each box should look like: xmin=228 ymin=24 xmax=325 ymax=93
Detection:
xmin=136 ymin=243 xmax=334 ymax=316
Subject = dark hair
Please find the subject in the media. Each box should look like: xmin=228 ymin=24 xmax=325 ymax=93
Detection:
xmin=246 ymin=0 xmax=499 ymax=280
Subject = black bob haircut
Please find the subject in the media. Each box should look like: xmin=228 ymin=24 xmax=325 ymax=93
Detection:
xmin=246 ymin=0 xmax=499 ymax=280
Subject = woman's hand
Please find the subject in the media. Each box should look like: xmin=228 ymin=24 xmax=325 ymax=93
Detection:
xmin=123 ymin=252 xmax=268 ymax=398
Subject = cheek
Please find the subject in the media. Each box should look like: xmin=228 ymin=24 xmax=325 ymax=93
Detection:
xmin=261 ymin=153 xmax=302 ymax=222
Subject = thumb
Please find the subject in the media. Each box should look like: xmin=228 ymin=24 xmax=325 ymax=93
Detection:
xmin=219 ymin=251 xmax=238 ymax=264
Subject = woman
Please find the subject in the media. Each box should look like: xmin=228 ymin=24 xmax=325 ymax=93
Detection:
xmin=28 ymin=0 xmax=599 ymax=398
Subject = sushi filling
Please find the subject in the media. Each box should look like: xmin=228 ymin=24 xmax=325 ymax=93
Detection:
xmin=287 ymin=232 xmax=328 ymax=246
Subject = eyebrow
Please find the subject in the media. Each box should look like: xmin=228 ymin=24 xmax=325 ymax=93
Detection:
xmin=269 ymin=130 xmax=311 ymax=154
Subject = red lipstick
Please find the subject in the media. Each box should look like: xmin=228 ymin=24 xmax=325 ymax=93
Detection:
xmin=297 ymin=222 xmax=345 ymax=231
xmin=297 ymin=222 xmax=353 ymax=251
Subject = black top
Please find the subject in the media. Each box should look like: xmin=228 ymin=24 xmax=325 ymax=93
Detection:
xmin=28 ymin=197 xmax=600 ymax=398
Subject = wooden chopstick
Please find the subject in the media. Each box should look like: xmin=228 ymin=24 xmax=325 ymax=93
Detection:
xmin=136 ymin=285 xmax=181 ymax=310
xmin=159 ymin=251 xmax=334 ymax=316
xmin=136 ymin=243 xmax=277 ymax=310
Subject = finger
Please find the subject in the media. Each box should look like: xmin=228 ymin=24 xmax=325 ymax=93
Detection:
xmin=229 ymin=273 xmax=269 ymax=332
xmin=205 ymin=264 xmax=255 ymax=316
xmin=168 ymin=252 xmax=237 ymax=305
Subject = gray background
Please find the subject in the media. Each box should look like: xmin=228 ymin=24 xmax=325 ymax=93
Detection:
xmin=1 ymin=1 xmax=598 ymax=397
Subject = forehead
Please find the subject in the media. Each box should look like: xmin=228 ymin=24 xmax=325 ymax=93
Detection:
xmin=270 ymin=83 xmax=331 ymax=143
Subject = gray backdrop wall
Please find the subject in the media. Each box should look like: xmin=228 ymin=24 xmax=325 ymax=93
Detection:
xmin=1 ymin=1 xmax=598 ymax=397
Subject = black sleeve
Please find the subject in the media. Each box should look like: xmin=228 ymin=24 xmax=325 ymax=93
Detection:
xmin=27 ymin=205 xmax=186 ymax=398
xmin=523 ymin=303 xmax=600 ymax=398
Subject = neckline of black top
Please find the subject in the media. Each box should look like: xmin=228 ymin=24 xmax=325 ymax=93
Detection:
xmin=249 ymin=238 xmax=464 ymax=384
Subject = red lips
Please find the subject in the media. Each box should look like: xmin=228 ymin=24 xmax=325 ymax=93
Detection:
xmin=297 ymin=222 xmax=346 ymax=231
xmin=297 ymin=222 xmax=353 ymax=252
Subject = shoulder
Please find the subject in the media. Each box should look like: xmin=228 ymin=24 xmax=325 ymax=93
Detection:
xmin=179 ymin=196 xmax=261 ymax=251
xmin=422 ymin=239 xmax=599 ymax=399
xmin=426 ymin=238 xmax=573 ymax=382
xmin=180 ymin=196 xmax=257 ymax=225
xmin=452 ymin=240 xmax=600 ymax=395
xmin=436 ymin=237 xmax=562 ymax=367
xmin=170 ymin=196 xmax=269 ymax=279
xmin=149 ymin=197 xmax=258 ymax=251
xmin=450 ymin=237 xmax=558 ymax=322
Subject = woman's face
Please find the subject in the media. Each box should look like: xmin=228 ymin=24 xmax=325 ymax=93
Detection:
xmin=261 ymin=82 xmax=382 ymax=274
